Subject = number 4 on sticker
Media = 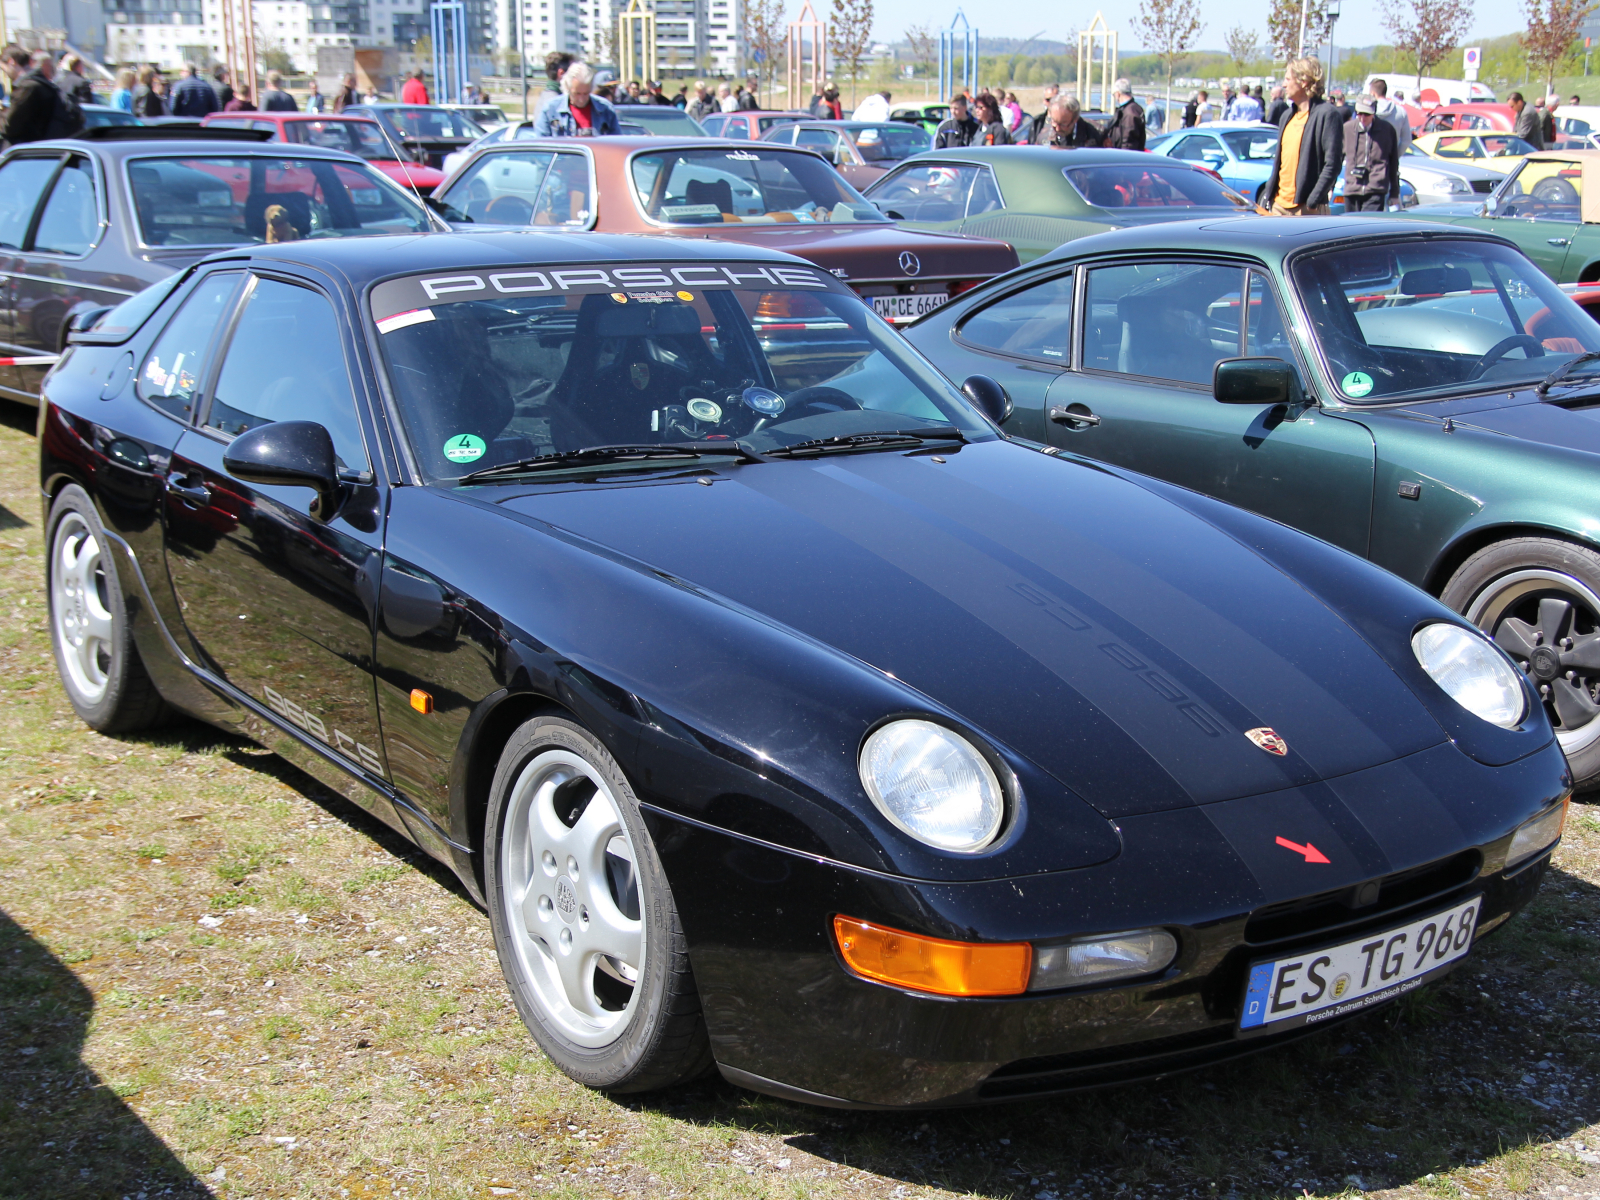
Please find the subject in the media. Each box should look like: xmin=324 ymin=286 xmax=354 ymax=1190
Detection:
xmin=444 ymin=434 xmax=486 ymax=464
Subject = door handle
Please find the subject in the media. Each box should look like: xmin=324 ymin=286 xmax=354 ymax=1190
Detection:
xmin=1548 ymin=238 xmax=1572 ymax=246
xmin=1050 ymin=404 xmax=1102 ymax=428
xmin=166 ymin=475 xmax=211 ymax=506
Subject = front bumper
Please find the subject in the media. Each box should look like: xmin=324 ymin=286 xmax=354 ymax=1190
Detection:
xmin=646 ymin=738 xmax=1568 ymax=1108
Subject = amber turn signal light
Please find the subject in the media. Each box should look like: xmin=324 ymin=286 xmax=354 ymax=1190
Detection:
xmin=832 ymin=916 xmax=1031 ymax=997
xmin=409 ymin=689 xmax=433 ymax=714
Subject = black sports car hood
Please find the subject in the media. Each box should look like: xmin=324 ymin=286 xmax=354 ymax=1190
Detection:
xmin=491 ymin=440 xmax=1531 ymax=819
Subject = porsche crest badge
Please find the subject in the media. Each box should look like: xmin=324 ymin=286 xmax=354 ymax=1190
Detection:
xmin=1245 ymin=727 xmax=1288 ymax=756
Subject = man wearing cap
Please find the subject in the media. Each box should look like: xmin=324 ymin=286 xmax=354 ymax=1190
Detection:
xmin=1342 ymin=95 xmax=1399 ymax=212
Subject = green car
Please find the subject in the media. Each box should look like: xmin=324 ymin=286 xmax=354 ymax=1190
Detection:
xmin=862 ymin=146 xmax=1254 ymax=262
xmin=906 ymin=215 xmax=1600 ymax=787
xmin=888 ymin=101 xmax=950 ymax=134
xmin=1390 ymin=148 xmax=1600 ymax=282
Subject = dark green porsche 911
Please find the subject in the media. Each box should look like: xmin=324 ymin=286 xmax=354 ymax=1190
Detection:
xmin=907 ymin=216 xmax=1600 ymax=787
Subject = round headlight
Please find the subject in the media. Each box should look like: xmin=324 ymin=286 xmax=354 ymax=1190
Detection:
xmin=859 ymin=719 xmax=1005 ymax=853
xmin=1412 ymin=623 xmax=1526 ymax=729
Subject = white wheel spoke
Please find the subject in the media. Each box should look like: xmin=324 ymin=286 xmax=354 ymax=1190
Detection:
xmin=554 ymin=935 xmax=601 ymax=1017
xmin=583 ymin=900 xmax=642 ymax=969
xmin=51 ymin=515 xmax=113 ymax=704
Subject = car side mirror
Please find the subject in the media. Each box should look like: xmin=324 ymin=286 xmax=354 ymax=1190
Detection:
xmin=962 ymin=374 xmax=1013 ymax=425
xmin=222 ymin=420 xmax=343 ymax=520
xmin=1213 ymin=357 xmax=1303 ymax=406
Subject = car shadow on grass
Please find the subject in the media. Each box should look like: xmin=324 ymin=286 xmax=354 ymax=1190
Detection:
xmin=0 ymin=908 xmax=215 ymax=1199
xmin=631 ymin=860 xmax=1600 ymax=1198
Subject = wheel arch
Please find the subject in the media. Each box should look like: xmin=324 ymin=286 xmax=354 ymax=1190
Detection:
xmin=1425 ymin=521 xmax=1600 ymax=598
xmin=1577 ymin=259 xmax=1600 ymax=285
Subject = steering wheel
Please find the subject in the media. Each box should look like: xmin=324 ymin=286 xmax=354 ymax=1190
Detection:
xmin=749 ymin=385 xmax=862 ymax=432
xmin=1467 ymin=334 xmax=1545 ymax=381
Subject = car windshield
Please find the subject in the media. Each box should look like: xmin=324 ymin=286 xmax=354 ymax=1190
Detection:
xmin=127 ymin=155 xmax=431 ymax=246
xmin=371 ymin=260 xmax=991 ymax=482
xmin=1062 ymin=163 xmax=1252 ymax=210
xmin=625 ymin=107 xmax=707 ymax=135
xmin=848 ymin=123 xmax=931 ymax=162
xmin=1494 ymin=158 xmax=1583 ymax=219
xmin=1291 ymin=238 xmax=1600 ymax=401
xmin=630 ymin=147 xmax=887 ymax=224
xmin=386 ymin=107 xmax=484 ymax=138
xmin=1220 ymin=129 xmax=1278 ymax=160
xmin=283 ymin=119 xmax=392 ymax=160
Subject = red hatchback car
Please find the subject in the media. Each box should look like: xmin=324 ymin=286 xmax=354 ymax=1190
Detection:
xmin=201 ymin=112 xmax=446 ymax=194
xmin=1420 ymin=103 xmax=1517 ymax=134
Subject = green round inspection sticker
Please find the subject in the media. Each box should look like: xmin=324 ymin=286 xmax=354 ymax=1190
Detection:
xmin=1341 ymin=371 xmax=1374 ymax=398
xmin=443 ymin=433 xmax=486 ymax=463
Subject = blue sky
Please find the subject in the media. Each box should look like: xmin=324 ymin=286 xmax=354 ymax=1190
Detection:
xmin=868 ymin=0 xmax=1523 ymax=56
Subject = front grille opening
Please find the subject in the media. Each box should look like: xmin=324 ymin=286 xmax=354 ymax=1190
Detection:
xmin=1245 ymin=850 xmax=1481 ymax=946
xmin=1471 ymin=179 xmax=1494 ymax=194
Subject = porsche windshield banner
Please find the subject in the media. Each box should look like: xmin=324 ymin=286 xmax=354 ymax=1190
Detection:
xmin=369 ymin=261 xmax=844 ymax=330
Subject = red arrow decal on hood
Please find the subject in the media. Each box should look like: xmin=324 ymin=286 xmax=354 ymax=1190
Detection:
xmin=1275 ymin=836 xmax=1331 ymax=864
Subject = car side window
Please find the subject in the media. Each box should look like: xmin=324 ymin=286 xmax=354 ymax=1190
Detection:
xmin=1169 ymin=135 xmax=1213 ymax=161
xmin=32 ymin=156 xmax=98 ymax=256
xmin=0 ymin=155 xmax=63 ymax=250
xmin=533 ymin=153 xmax=591 ymax=226
xmin=136 ymin=270 xmax=244 ymax=422
xmin=957 ymin=271 xmax=1075 ymax=363
xmin=796 ymin=128 xmax=845 ymax=165
xmin=1083 ymin=262 xmax=1245 ymax=386
xmin=1246 ymin=272 xmax=1294 ymax=359
xmin=869 ymin=164 xmax=980 ymax=222
xmin=722 ymin=119 xmax=750 ymax=139
xmin=205 ymin=277 xmax=370 ymax=472
xmin=966 ymin=167 xmax=1003 ymax=217
xmin=442 ymin=150 xmax=556 ymax=224
xmin=1498 ymin=160 xmax=1581 ymax=221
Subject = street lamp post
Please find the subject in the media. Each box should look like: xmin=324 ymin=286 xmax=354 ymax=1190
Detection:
xmin=519 ymin=0 xmax=529 ymax=120
xmin=1325 ymin=0 xmax=1341 ymax=89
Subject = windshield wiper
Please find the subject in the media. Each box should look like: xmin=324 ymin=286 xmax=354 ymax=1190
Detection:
xmin=1536 ymin=351 xmax=1600 ymax=396
xmin=456 ymin=441 xmax=767 ymax=484
xmin=762 ymin=428 xmax=968 ymax=459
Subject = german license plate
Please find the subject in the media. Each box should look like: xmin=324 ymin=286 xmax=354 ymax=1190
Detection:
xmin=872 ymin=293 xmax=948 ymax=323
xmin=1238 ymin=895 xmax=1481 ymax=1035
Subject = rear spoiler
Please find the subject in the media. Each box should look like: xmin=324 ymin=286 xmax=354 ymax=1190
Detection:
xmin=79 ymin=125 xmax=275 ymax=142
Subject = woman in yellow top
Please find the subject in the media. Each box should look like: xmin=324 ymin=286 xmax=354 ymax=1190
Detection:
xmin=1261 ymin=57 xmax=1346 ymax=216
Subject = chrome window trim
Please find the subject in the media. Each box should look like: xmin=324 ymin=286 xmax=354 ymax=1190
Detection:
xmin=0 ymin=270 xmax=135 ymax=296
xmin=434 ymin=142 xmax=599 ymax=231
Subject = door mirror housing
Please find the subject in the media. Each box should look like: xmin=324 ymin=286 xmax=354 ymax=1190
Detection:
xmin=961 ymin=374 xmax=1013 ymax=425
xmin=222 ymin=420 xmax=343 ymax=520
xmin=1213 ymin=357 xmax=1304 ymax=407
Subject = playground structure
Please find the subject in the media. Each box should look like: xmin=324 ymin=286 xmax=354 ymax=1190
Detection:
xmin=218 ymin=0 xmax=260 ymax=102
xmin=937 ymin=9 xmax=977 ymax=103
xmin=786 ymin=0 xmax=825 ymax=110
xmin=1077 ymin=12 xmax=1117 ymax=113
xmin=618 ymin=0 xmax=657 ymax=91
xmin=430 ymin=0 xmax=469 ymax=104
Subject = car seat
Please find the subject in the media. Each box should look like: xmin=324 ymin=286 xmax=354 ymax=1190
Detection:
xmin=685 ymin=177 xmax=735 ymax=215
xmin=384 ymin=312 xmax=518 ymax=470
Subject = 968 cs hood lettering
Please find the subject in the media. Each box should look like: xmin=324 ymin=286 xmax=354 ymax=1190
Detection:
xmin=38 ymin=231 xmax=1570 ymax=1109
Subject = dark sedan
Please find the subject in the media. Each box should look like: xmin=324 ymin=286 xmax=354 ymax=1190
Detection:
xmin=341 ymin=103 xmax=485 ymax=169
xmin=0 ymin=127 xmax=437 ymax=405
xmin=40 ymin=229 xmax=1567 ymax=1108
xmin=907 ymin=216 xmax=1600 ymax=789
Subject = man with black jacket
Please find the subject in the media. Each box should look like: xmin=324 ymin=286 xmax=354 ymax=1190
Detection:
xmin=1262 ymin=57 xmax=1343 ymax=216
xmin=1341 ymin=95 xmax=1399 ymax=211
xmin=1103 ymin=78 xmax=1145 ymax=150
xmin=2 ymin=51 xmax=82 ymax=145
xmin=933 ymin=95 xmax=981 ymax=148
xmin=1034 ymin=96 xmax=1102 ymax=148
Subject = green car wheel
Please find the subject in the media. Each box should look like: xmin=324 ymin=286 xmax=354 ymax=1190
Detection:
xmin=1444 ymin=537 xmax=1600 ymax=790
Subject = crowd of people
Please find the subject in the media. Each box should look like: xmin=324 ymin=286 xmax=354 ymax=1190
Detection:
xmin=930 ymin=80 xmax=1148 ymax=150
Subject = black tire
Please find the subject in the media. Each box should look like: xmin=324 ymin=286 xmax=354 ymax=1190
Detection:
xmin=45 ymin=484 xmax=168 ymax=734
xmin=1441 ymin=536 xmax=1600 ymax=789
xmin=484 ymin=715 xmax=713 ymax=1092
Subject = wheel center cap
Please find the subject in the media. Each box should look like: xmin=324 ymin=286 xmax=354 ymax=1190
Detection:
xmin=555 ymin=875 xmax=578 ymax=923
xmin=1530 ymin=646 xmax=1561 ymax=682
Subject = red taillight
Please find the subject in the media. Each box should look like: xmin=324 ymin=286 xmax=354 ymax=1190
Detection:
xmin=948 ymin=279 xmax=982 ymax=298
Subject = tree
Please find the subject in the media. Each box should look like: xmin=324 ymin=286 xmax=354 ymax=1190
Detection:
xmin=829 ymin=0 xmax=874 ymax=107
xmin=1131 ymin=0 xmax=1203 ymax=134
xmin=1522 ymin=0 xmax=1593 ymax=96
xmin=1381 ymin=0 xmax=1474 ymax=88
xmin=1266 ymin=0 xmax=1333 ymax=59
xmin=905 ymin=22 xmax=934 ymax=76
xmin=1224 ymin=25 xmax=1259 ymax=76
xmin=746 ymin=0 xmax=788 ymax=98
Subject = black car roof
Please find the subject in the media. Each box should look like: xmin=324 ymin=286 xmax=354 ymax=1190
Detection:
xmin=231 ymin=228 xmax=830 ymax=290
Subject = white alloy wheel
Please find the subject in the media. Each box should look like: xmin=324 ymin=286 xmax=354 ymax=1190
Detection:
xmin=51 ymin=510 xmax=115 ymax=705
xmin=497 ymin=747 xmax=645 ymax=1047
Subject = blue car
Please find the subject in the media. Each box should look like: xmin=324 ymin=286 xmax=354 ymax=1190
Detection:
xmin=1148 ymin=123 xmax=1280 ymax=206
